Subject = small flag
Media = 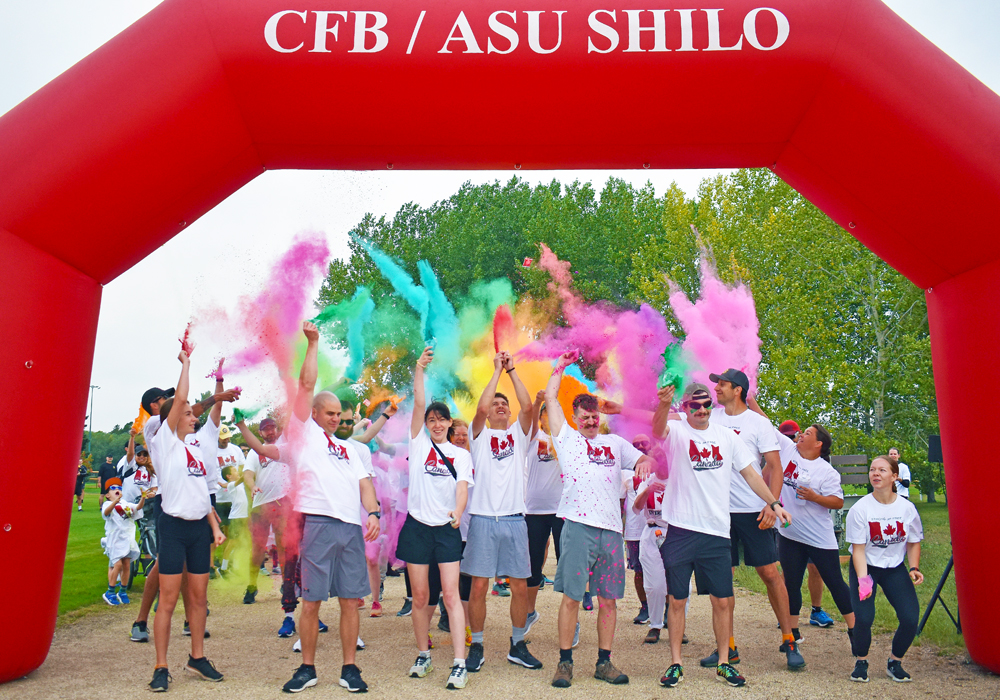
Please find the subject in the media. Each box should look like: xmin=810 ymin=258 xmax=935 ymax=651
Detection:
xmin=522 ymin=257 xmax=533 ymax=268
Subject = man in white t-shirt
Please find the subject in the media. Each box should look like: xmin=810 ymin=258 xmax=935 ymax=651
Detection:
xmin=464 ymin=351 xmax=538 ymax=672
xmin=708 ymin=369 xmax=803 ymax=670
xmin=546 ymin=352 xmax=654 ymax=689
xmin=887 ymin=448 xmax=912 ymax=499
xmin=652 ymin=383 xmax=791 ymax=689
xmin=238 ymin=321 xmax=380 ymax=694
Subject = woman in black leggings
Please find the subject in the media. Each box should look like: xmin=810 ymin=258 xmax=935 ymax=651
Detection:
xmin=846 ymin=456 xmax=924 ymax=682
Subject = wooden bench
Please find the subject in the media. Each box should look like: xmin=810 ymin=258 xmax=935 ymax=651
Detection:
xmin=831 ymin=454 xmax=868 ymax=551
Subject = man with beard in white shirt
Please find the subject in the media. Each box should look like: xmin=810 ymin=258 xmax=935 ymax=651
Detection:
xmin=708 ymin=369 xmax=804 ymax=670
xmin=464 ymin=351 xmax=539 ymax=673
xmin=652 ymin=383 xmax=791 ymax=689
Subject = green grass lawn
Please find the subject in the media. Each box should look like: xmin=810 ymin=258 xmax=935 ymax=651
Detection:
xmin=734 ymin=501 xmax=963 ymax=654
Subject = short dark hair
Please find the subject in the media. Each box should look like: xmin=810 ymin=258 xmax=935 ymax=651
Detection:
xmin=221 ymin=465 xmax=234 ymax=481
xmin=812 ymin=424 xmax=832 ymax=461
xmin=493 ymin=392 xmax=509 ymax=405
xmin=340 ymin=399 xmax=356 ymax=415
xmin=424 ymin=401 xmax=452 ymax=422
xmin=572 ymin=394 xmax=598 ymax=414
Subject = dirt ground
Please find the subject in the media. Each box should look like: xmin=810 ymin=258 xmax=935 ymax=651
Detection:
xmin=5 ymin=564 xmax=998 ymax=699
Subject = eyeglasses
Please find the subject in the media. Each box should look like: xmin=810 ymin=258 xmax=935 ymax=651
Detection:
xmin=685 ymin=400 xmax=713 ymax=411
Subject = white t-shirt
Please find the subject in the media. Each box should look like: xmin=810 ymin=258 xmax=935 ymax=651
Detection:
xmin=896 ymin=462 xmax=911 ymax=499
xmin=711 ymin=407 xmax=780 ymax=513
xmin=244 ymin=442 xmax=291 ymax=509
xmin=407 ymin=429 xmax=474 ymax=527
xmin=214 ymin=443 xmax=246 ymax=503
xmin=150 ymin=422 xmax=212 ymax=520
xmin=553 ymin=424 xmax=641 ymax=533
xmin=350 ymin=438 xmax=375 ymax=477
xmin=775 ymin=433 xmax=843 ymax=549
xmin=122 ymin=466 xmax=158 ymax=506
xmin=469 ymin=423 xmax=529 ymax=516
xmin=282 ymin=416 xmax=370 ymax=525
xmin=103 ymin=498 xmax=144 ymax=560
xmin=623 ymin=471 xmax=646 ymax=540
xmin=186 ymin=420 xmax=221 ymax=495
xmin=638 ymin=474 xmax=668 ymax=528
xmin=226 ymin=480 xmax=250 ymax=519
xmin=143 ymin=414 xmax=162 ymax=451
xmin=524 ymin=433 xmax=562 ymax=514
xmin=117 ymin=455 xmax=136 ymax=480
xmin=846 ymin=493 xmax=923 ymax=569
xmin=661 ymin=419 xmax=755 ymax=538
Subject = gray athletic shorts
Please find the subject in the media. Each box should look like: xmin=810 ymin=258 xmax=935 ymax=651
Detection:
xmin=460 ymin=514 xmax=531 ymax=579
xmin=553 ymin=519 xmax=626 ymax=601
xmin=300 ymin=515 xmax=370 ymax=602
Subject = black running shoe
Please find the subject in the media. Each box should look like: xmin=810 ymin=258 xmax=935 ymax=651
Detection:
xmin=466 ymin=642 xmax=484 ymax=672
xmin=149 ymin=667 xmax=171 ymax=692
xmin=340 ymin=664 xmax=368 ymax=693
xmin=397 ymin=599 xmax=412 ymax=617
xmin=185 ymin=656 xmax=223 ymax=682
xmin=887 ymin=658 xmax=911 ymax=682
xmin=850 ymin=659 xmax=869 ymax=683
xmin=283 ymin=664 xmax=318 ymax=693
xmin=700 ymin=647 xmax=739 ymax=667
xmin=244 ymin=585 xmax=258 ymax=604
xmin=659 ymin=664 xmax=683 ymax=688
xmin=716 ymin=663 xmax=745 ymax=687
xmin=182 ymin=621 xmax=210 ymax=638
xmin=507 ymin=638 xmax=543 ymax=669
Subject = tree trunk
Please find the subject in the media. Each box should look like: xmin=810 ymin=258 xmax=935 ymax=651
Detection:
xmin=926 ymin=490 xmax=936 ymax=503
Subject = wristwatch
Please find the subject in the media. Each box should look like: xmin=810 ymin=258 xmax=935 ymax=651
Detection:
xmin=769 ymin=501 xmax=781 ymax=511
xmin=368 ymin=511 xmax=381 ymax=519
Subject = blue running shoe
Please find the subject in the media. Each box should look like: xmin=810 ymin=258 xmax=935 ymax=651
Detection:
xmin=278 ymin=617 xmax=296 ymax=638
xmin=809 ymin=609 xmax=834 ymax=628
xmin=318 ymin=619 xmax=329 ymax=633
xmin=103 ymin=590 xmax=120 ymax=606
xmin=117 ymin=590 xmax=130 ymax=605
xmin=582 ymin=591 xmax=593 ymax=611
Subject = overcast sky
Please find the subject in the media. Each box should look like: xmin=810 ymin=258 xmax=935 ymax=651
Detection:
xmin=1 ymin=1 xmax=997 ymax=431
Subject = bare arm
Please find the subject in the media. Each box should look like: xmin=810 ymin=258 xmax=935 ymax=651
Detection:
xmin=544 ymin=351 xmax=577 ymax=439
xmin=504 ymin=353 xmax=534 ymax=436
xmin=746 ymin=395 xmax=769 ymax=421
xmin=530 ymin=390 xmax=544 ymax=440
xmin=762 ymin=450 xmax=783 ymax=499
xmin=740 ymin=465 xmax=790 ymax=525
xmin=651 ymin=385 xmax=676 ymax=439
xmin=472 ymin=353 xmax=505 ymax=438
xmin=360 ymin=478 xmax=381 ymax=542
xmin=795 ymin=485 xmax=844 ymax=510
xmin=293 ymin=322 xmax=320 ymax=423
xmin=166 ymin=351 xmax=191 ymax=433
xmin=906 ymin=542 xmax=924 ymax=584
xmin=355 ymin=402 xmax=398 ymax=444
xmin=411 ymin=347 xmax=433 ymax=440
xmin=126 ymin=429 xmax=136 ymax=463
xmin=449 ymin=480 xmax=469 ymax=528
xmin=235 ymin=421 xmax=280 ymax=461
xmin=207 ymin=377 xmax=224 ymax=428
xmin=852 ymin=542 xmax=868 ymax=579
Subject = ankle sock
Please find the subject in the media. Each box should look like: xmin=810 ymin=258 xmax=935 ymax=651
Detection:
xmin=471 ymin=631 xmax=484 ymax=644
xmin=597 ymin=648 xmax=611 ymax=664
xmin=782 ymin=633 xmax=794 ymax=643
xmin=560 ymin=648 xmax=573 ymax=664
xmin=419 ymin=650 xmax=431 ymax=659
xmin=729 ymin=636 xmax=736 ymax=650
xmin=453 ymin=658 xmax=465 ymax=668
xmin=512 ymin=626 xmax=526 ymax=644
xmin=285 ymin=612 xmax=294 ymax=621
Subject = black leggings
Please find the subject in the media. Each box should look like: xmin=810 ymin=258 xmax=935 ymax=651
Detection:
xmin=778 ymin=535 xmax=853 ymax=618
xmin=526 ymin=514 xmax=564 ymax=587
xmin=849 ymin=563 xmax=919 ymax=659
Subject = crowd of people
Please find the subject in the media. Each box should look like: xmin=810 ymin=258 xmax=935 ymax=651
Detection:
xmin=81 ymin=322 xmax=925 ymax=692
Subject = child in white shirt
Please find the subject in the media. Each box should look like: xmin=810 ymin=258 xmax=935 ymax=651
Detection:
xmin=101 ymin=478 xmax=146 ymax=605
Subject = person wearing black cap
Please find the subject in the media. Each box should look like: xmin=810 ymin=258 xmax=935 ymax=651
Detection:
xmin=98 ymin=455 xmax=120 ymax=496
xmin=707 ymin=368 xmax=803 ymax=671
xmin=141 ymin=386 xmax=175 ymax=449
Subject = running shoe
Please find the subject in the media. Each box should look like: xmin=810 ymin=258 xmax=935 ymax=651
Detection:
xmin=551 ymin=660 xmax=573 ymax=688
xmin=582 ymin=591 xmax=593 ymax=611
xmin=357 ymin=636 xmax=366 ymax=651
xmin=182 ymin=621 xmax=210 ymax=638
xmin=594 ymin=659 xmax=628 ymax=684
xmin=130 ymin=621 xmax=149 ymax=643
xmin=644 ymin=628 xmax=660 ymax=644
xmin=149 ymin=667 xmax=171 ymax=692
xmin=809 ymin=608 xmax=834 ymax=628
xmin=379 ymin=581 xmax=384 ymax=601
xmin=102 ymin=590 xmax=119 ymax=606
xmin=659 ymin=664 xmax=683 ymax=688
xmin=260 ymin=564 xmax=269 ymax=575
xmin=783 ymin=639 xmax=805 ymax=670
xmin=850 ymin=659 xmax=869 ymax=683
xmin=524 ymin=610 xmax=540 ymax=635
xmin=244 ymin=585 xmax=258 ymax=604
xmin=293 ymin=638 xmax=301 ymax=653
xmin=340 ymin=664 xmax=368 ymax=692
xmin=700 ymin=647 xmax=739 ymax=667
xmin=466 ymin=642 xmax=484 ymax=672
xmin=542 ymin=574 xmax=554 ymax=586
xmin=272 ymin=565 xmax=282 ymax=576
xmin=357 ymin=598 xmax=366 ymax=609
xmin=117 ymin=590 xmax=131 ymax=605
xmin=716 ymin=663 xmax=746 ymax=687
xmin=492 ymin=582 xmax=511 ymax=597
xmin=538 ymin=576 xmax=545 ymax=591
xmin=438 ymin=606 xmax=450 ymax=632
xmin=572 ymin=622 xmax=580 ymax=648
xmin=185 ymin=655 xmax=224 ymax=682
xmin=446 ymin=664 xmax=468 ymax=689
xmin=397 ymin=599 xmax=412 ymax=617
xmin=410 ymin=655 xmax=433 ymax=678
xmin=633 ymin=603 xmax=649 ymax=624
xmin=283 ymin=664 xmax=317 ymax=693
xmin=886 ymin=658 xmax=912 ymax=682
xmin=776 ymin=624 xmax=804 ymax=642
xmin=371 ymin=601 xmax=383 ymax=618
xmin=278 ymin=617 xmax=297 ymax=638
xmin=318 ymin=619 xmax=329 ymax=633
xmin=507 ymin=638 xmax=543 ymax=669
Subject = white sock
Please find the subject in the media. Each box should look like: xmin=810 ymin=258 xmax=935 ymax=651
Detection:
xmin=419 ymin=650 xmax=431 ymax=659
xmin=221 ymin=559 xmax=228 ymax=570
xmin=454 ymin=658 xmax=465 ymax=668
xmin=285 ymin=612 xmax=294 ymax=620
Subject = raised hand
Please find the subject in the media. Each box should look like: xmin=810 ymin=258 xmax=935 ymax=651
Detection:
xmin=552 ymin=350 xmax=579 ymax=375
xmin=417 ymin=346 xmax=434 ymax=369
xmin=302 ymin=321 xmax=320 ymax=342
xmin=598 ymin=398 xmax=622 ymax=415
xmin=656 ymin=385 xmax=675 ymax=406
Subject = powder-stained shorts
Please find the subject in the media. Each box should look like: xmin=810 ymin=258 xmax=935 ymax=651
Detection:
xmin=461 ymin=514 xmax=532 ymax=579
xmin=626 ymin=538 xmax=643 ymax=574
xmin=554 ymin=519 xmax=626 ymax=601
xmin=300 ymin=515 xmax=370 ymax=602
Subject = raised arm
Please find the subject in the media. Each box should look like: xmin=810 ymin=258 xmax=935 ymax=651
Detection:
xmin=355 ymin=401 xmax=399 ymax=444
xmin=544 ymin=351 xmax=578 ymax=438
xmin=166 ymin=351 xmax=191 ymax=433
xmin=762 ymin=450 xmax=783 ymax=499
xmin=651 ymin=385 xmax=676 ymax=439
xmin=235 ymin=420 xmax=281 ymax=461
xmin=126 ymin=428 xmax=136 ymax=463
xmin=294 ymin=322 xmax=320 ymax=423
xmin=472 ymin=353 xmax=505 ymax=438
xmin=530 ymin=390 xmax=545 ymax=439
xmin=411 ymin=347 xmax=433 ymax=440
xmin=504 ymin=352 xmax=534 ymax=436
xmin=746 ymin=395 xmax=770 ymax=422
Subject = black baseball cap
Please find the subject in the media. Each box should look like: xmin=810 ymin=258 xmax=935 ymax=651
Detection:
xmin=141 ymin=387 xmax=175 ymax=415
xmin=135 ymin=445 xmax=149 ymax=455
xmin=709 ymin=369 xmax=750 ymax=401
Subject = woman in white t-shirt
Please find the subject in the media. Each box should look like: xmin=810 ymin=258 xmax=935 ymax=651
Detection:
xmin=147 ymin=351 xmax=226 ymax=691
xmin=846 ymin=456 xmax=924 ymax=683
xmin=398 ymin=347 xmax=474 ymax=689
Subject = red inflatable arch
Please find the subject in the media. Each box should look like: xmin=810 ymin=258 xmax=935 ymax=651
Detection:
xmin=1 ymin=0 xmax=998 ymax=680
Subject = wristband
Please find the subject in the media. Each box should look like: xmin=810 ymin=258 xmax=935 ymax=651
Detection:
xmin=909 ymin=567 xmax=920 ymax=572
xmin=769 ymin=501 xmax=780 ymax=511
xmin=506 ymin=366 xmax=516 ymax=373
xmin=368 ymin=511 xmax=381 ymax=519
xmin=381 ymin=412 xmax=391 ymax=421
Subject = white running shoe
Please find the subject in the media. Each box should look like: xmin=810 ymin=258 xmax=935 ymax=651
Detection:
xmin=446 ymin=664 xmax=468 ymax=689
xmin=410 ymin=655 xmax=433 ymax=678
xmin=292 ymin=638 xmax=301 ymax=653
xmin=357 ymin=636 xmax=365 ymax=650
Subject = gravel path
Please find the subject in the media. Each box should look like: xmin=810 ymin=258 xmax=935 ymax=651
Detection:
xmin=3 ymin=566 xmax=996 ymax=699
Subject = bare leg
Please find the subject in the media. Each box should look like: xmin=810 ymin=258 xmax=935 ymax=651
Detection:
xmin=439 ymin=562 xmax=467 ymax=657
xmin=367 ymin=559 xmax=380 ymax=605
xmin=339 ymin=597 xmax=360 ymax=665
xmin=526 ymin=584 xmax=540 ymax=613
xmin=667 ymin=595 xmax=687 ymax=665
xmin=109 ymin=560 xmax=122 ymax=588
xmin=136 ymin=561 xmax=160 ymax=623
xmin=154 ymin=573 xmax=182 ymax=667
xmin=634 ymin=570 xmax=646 ymax=603
xmin=557 ymin=594 xmax=580 ymax=650
xmin=758 ymin=563 xmax=792 ymax=634
xmin=408 ymin=564 xmax=432 ymax=651
xmin=596 ymin=596 xmax=617 ymax=650
xmin=710 ymin=595 xmax=732 ymax=664
xmin=300 ymin=600 xmax=321 ymax=665
xmin=120 ymin=557 xmax=131 ymax=588
xmin=508 ymin=577 xmax=529 ymax=628
xmin=182 ymin=572 xmax=209 ymax=658
xmin=468 ymin=576 xmax=490 ymax=633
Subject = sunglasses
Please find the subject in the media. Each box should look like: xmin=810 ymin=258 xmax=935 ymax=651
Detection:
xmin=685 ymin=400 xmax=713 ymax=411
xmin=340 ymin=419 xmax=355 ymax=426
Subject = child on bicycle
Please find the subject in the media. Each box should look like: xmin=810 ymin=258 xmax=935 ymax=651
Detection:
xmin=101 ymin=478 xmax=146 ymax=605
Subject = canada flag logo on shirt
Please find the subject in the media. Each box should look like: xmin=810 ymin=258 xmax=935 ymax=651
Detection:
xmin=688 ymin=440 xmax=724 ymax=471
xmin=423 ymin=448 xmax=452 ymax=477
xmin=185 ymin=447 xmax=206 ymax=478
xmin=490 ymin=433 xmax=515 ymax=461
xmin=782 ymin=460 xmax=799 ymax=487
xmin=868 ymin=520 xmax=907 ymax=548
xmin=325 ymin=434 xmax=349 ymax=461
xmin=586 ymin=441 xmax=615 ymax=467
xmin=537 ymin=440 xmax=555 ymax=462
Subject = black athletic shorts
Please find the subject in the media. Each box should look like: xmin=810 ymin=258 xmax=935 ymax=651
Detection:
xmin=397 ymin=514 xmax=463 ymax=565
xmin=730 ymin=512 xmax=779 ymax=567
xmin=74 ymin=475 xmax=87 ymax=497
xmin=158 ymin=512 xmax=212 ymax=576
xmin=662 ymin=526 xmax=733 ymax=600
xmin=216 ymin=502 xmax=232 ymax=526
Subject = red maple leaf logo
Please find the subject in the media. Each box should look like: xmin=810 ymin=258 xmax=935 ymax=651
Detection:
xmin=883 ymin=524 xmax=896 ymax=536
xmin=700 ymin=448 xmax=711 ymax=458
